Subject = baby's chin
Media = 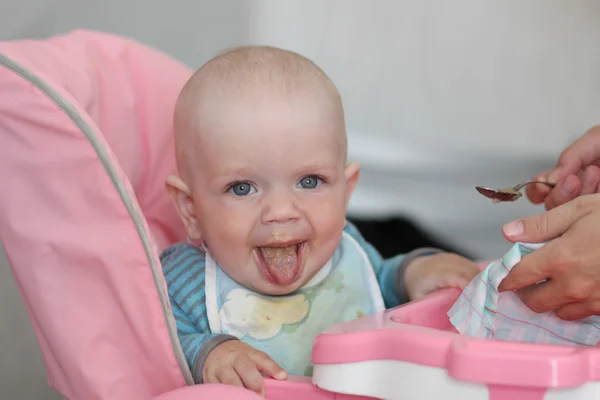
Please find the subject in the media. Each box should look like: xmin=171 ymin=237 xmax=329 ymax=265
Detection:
xmin=217 ymin=265 xmax=303 ymax=295
xmin=247 ymin=267 xmax=324 ymax=295
xmin=222 ymin=255 xmax=327 ymax=295
xmin=253 ymin=255 xmax=333 ymax=295
xmin=250 ymin=275 xmax=310 ymax=296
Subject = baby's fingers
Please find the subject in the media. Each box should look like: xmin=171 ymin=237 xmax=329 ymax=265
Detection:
xmin=250 ymin=351 xmax=287 ymax=380
xmin=232 ymin=357 xmax=265 ymax=396
xmin=436 ymin=261 xmax=480 ymax=290
xmin=438 ymin=274 xmax=474 ymax=290
xmin=457 ymin=261 xmax=480 ymax=281
xmin=216 ymin=367 xmax=245 ymax=388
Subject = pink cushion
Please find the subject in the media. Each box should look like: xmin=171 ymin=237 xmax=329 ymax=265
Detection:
xmin=0 ymin=30 xmax=193 ymax=399
xmin=0 ymin=29 xmax=189 ymax=250
xmin=153 ymin=385 xmax=263 ymax=400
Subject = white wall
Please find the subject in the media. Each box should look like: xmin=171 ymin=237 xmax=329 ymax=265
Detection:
xmin=1 ymin=1 xmax=600 ymax=397
xmin=3 ymin=0 xmax=599 ymax=258
xmin=245 ymin=0 xmax=600 ymax=258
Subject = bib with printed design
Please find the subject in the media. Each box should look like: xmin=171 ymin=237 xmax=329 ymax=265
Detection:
xmin=204 ymin=231 xmax=385 ymax=376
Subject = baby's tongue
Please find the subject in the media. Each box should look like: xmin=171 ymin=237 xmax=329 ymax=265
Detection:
xmin=259 ymin=245 xmax=299 ymax=285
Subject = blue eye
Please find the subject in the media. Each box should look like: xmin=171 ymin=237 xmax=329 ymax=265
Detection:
xmin=297 ymin=175 xmax=322 ymax=189
xmin=230 ymin=182 xmax=257 ymax=196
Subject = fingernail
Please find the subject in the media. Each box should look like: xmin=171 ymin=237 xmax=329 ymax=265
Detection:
xmin=498 ymin=279 xmax=507 ymax=292
xmin=548 ymin=167 xmax=562 ymax=184
xmin=498 ymin=279 xmax=512 ymax=292
xmin=276 ymin=370 xmax=288 ymax=379
xmin=534 ymin=177 xmax=551 ymax=191
xmin=503 ymin=221 xmax=524 ymax=238
xmin=560 ymin=175 xmax=577 ymax=195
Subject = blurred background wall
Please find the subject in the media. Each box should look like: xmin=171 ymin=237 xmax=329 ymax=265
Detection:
xmin=1 ymin=0 xmax=599 ymax=397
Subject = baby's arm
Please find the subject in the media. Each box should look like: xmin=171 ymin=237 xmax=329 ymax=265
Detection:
xmin=171 ymin=300 xmax=285 ymax=395
xmin=161 ymin=244 xmax=238 ymax=383
xmin=162 ymin=244 xmax=285 ymax=396
xmin=170 ymin=300 xmax=237 ymax=383
xmin=344 ymin=221 xmax=478 ymax=304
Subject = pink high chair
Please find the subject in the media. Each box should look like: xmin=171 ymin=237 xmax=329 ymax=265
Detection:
xmin=1 ymin=30 xmax=600 ymax=400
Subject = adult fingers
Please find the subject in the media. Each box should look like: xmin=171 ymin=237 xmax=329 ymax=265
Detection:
xmin=525 ymin=169 xmax=554 ymax=204
xmin=578 ymin=165 xmax=600 ymax=196
xmin=498 ymin=242 xmax=559 ymax=292
xmin=544 ymin=174 xmax=582 ymax=210
xmin=501 ymin=195 xmax=599 ymax=292
xmin=554 ymin=303 xmax=592 ymax=321
xmin=553 ymin=126 xmax=600 ymax=180
xmin=502 ymin=196 xmax=593 ymax=243
xmin=515 ymin=279 xmax=569 ymax=313
xmin=528 ymin=124 xmax=600 ymax=206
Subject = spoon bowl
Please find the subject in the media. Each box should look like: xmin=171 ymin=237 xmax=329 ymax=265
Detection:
xmin=475 ymin=180 xmax=555 ymax=203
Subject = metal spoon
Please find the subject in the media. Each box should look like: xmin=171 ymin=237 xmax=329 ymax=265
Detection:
xmin=475 ymin=180 xmax=556 ymax=203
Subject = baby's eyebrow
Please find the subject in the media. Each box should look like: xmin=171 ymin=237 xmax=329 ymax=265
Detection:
xmin=208 ymin=167 xmax=257 ymax=186
xmin=212 ymin=167 xmax=257 ymax=179
xmin=297 ymin=164 xmax=338 ymax=174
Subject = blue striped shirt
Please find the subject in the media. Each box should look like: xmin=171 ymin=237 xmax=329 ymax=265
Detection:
xmin=160 ymin=221 xmax=432 ymax=382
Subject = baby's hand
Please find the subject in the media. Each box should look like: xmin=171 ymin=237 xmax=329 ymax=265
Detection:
xmin=404 ymin=253 xmax=479 ymax=301
xmin=203 ymin=340 xmax=287 ymax=396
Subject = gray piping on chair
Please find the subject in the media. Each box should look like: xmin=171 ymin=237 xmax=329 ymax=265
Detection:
xmin=0 ymin=52 xmax=194 ymax=385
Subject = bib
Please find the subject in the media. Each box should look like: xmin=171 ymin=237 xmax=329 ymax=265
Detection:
xmin=204 ymin=231 xmax=385 ymax=376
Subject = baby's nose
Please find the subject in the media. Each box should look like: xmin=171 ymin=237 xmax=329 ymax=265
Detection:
xmin=260 ymin=190 xmax=301 ymax=224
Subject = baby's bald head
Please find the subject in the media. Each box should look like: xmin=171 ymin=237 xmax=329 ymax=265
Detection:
xmin=173 ymin=46 xmax=346 ymax=183
xmin=167 ymin=47 xmax=360 ymax=291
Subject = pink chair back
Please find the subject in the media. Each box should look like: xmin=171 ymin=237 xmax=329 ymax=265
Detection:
xmin=0 ymin=30 xmax=193 ymax=399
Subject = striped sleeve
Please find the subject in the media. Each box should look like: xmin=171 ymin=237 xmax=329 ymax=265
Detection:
xmin=160 ymin=243 xmax=238 ymax=383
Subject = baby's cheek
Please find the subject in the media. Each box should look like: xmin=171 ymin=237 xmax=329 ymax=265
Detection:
xmin=309 ymin=211 xmax=344 ymax=263
xmin=208 ymin=206 xmax=252 ymax=239
xmin=202 ymin=208 xmax=255 ymax=266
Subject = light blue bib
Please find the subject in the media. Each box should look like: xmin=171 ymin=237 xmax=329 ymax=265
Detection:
xmin=204 ymin=231 xmax=385 ymax=376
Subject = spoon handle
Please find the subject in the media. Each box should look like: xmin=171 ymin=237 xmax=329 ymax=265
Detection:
xmin=512 ymin=180 xmax=556 ymax=191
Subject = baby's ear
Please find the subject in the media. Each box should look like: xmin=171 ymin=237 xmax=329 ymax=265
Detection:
xmin=165 ymin=175 xmax=202 ymax=240
xmin=344 ymin=162 xmax=360 ymax=204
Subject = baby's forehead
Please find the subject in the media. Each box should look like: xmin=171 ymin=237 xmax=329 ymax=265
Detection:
xmin=188 ymin=104 xmax=345 ymax=179
xmin=174 ymin=46 xmax=347 ymax=179
xmin=191 ymin=84 xmax=345 ymax=152
xmin=197 ymin=95 xmax=345 ymax=155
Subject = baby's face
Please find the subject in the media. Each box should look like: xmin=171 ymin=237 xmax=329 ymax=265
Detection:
xmin=185 ymin=93 xmax=357 ymax=295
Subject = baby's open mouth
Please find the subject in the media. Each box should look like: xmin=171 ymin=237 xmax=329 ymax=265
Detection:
xmin=256 ymin=241 xmax=305 ymax=285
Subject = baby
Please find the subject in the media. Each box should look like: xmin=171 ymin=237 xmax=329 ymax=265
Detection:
xmin=161 ymin=46 xmax=479 ymax=396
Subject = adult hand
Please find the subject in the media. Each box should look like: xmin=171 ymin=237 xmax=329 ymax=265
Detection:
xmin=498 ymin=193 xmax=600 ymax=320
xmin=526 ymin=125 xmax=600 ymax=210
